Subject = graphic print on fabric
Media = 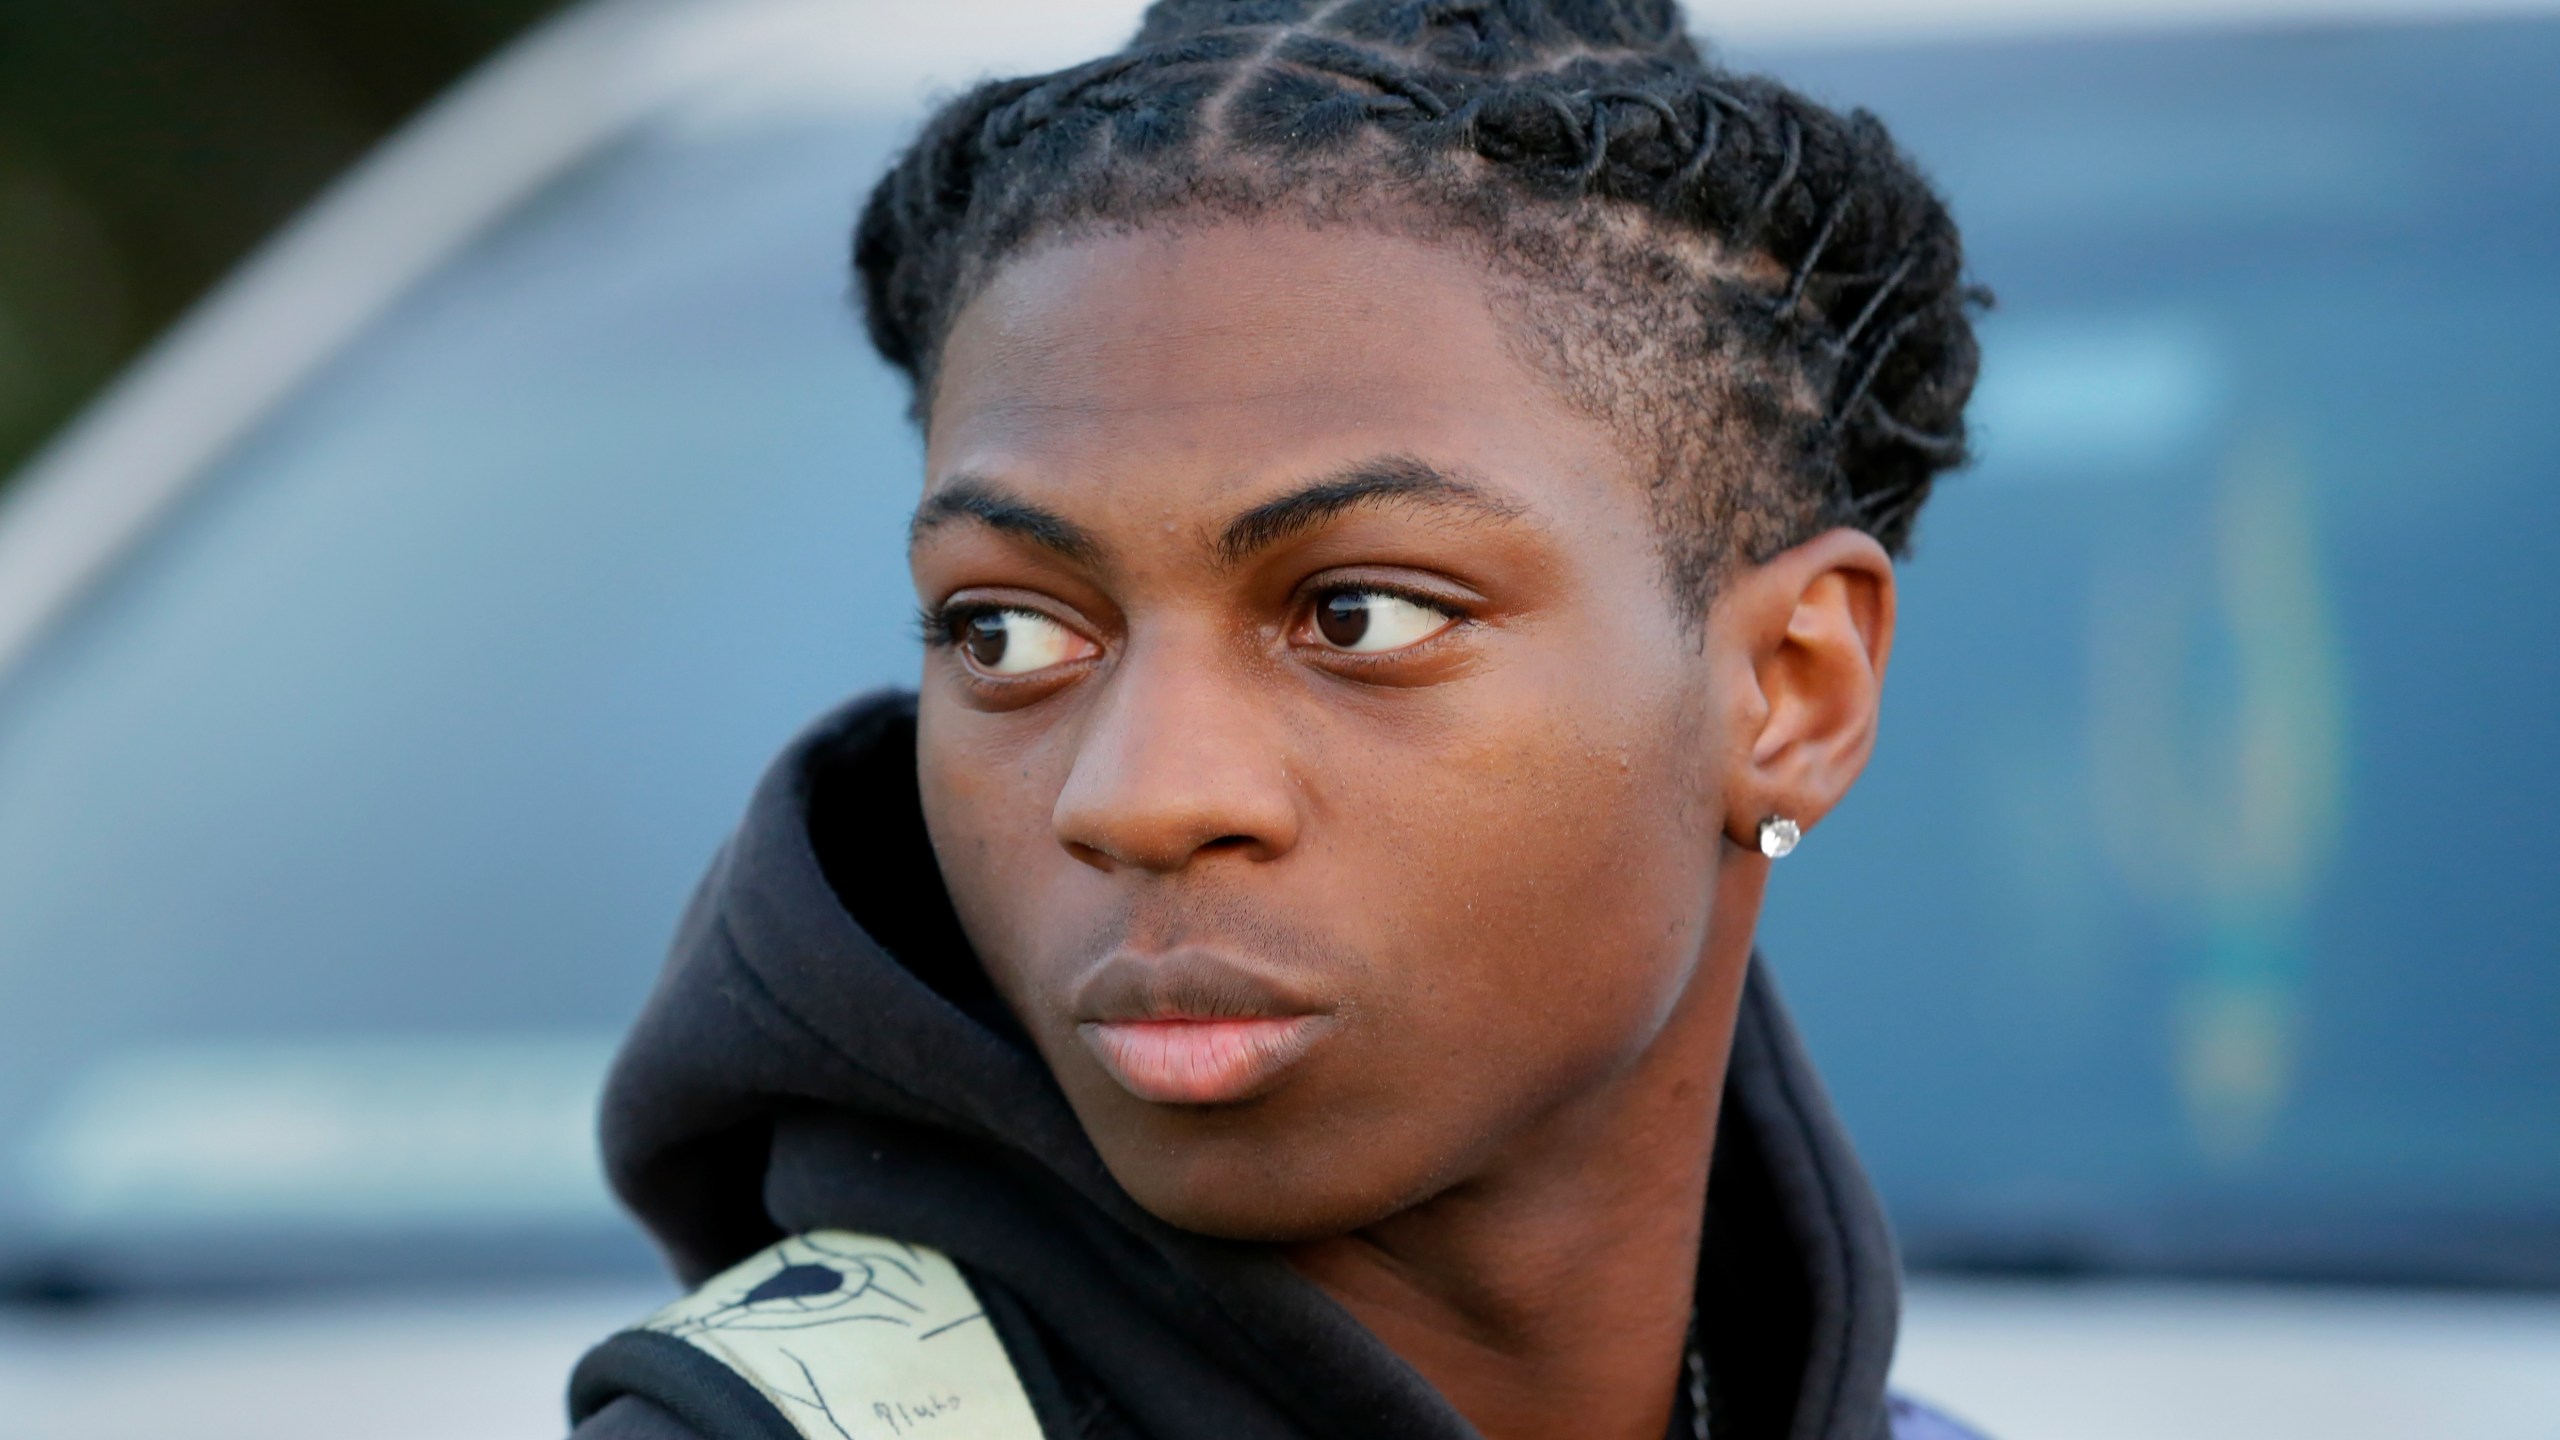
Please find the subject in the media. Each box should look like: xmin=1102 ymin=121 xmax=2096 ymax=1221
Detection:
xmin=639 ymin=1231 xmax=1042 ymax=1440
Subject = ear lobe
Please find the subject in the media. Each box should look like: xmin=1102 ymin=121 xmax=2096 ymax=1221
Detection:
xmin=1714 ymin=528 xmax=1897 ymax=852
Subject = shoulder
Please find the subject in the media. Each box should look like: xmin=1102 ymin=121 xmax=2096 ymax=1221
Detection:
xmin=568 ymin=1231 xmax=1047 ymax=1440
xmin=1888 ymin=1392 xmax=1997 ymax=1440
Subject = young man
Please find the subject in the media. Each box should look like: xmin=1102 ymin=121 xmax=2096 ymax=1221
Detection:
xmin=569 ymin=3 xmax=1987 ymax=1437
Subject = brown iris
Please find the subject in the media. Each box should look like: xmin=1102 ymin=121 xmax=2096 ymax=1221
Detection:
xmin=963 ymin=612 xmax=1010 ymax=669
xmin=1316 ymin=593 xmax=1371 ymax=649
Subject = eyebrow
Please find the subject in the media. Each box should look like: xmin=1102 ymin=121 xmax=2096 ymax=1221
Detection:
xmin=910 ymin=477 xmax=1105 ymax=565
xmin=908 ymin=456 xmax=1525 ymax=570
xmin=1215 ymin=456 xmax=1525 ymax=566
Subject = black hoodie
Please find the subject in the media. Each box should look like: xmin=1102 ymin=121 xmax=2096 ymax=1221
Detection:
xmin=566 ymin=692 xmax=1976 ymax=1440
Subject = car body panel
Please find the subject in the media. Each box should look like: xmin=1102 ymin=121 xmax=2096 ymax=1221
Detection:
xmin=0 ymin=1283 xmax=663 ymax=1440
xmin=1895 ymin=1279 xmax=2560 ymax=1439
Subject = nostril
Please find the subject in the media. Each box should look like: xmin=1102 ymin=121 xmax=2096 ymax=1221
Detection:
xmin=1059 ymin=833 xmax=1260 ymax=872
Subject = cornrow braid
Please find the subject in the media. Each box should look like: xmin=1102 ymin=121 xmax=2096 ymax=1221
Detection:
xmin=855 ymin=0 xmax=1986 ymax=611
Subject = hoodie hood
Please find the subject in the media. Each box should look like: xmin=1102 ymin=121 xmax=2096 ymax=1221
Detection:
xmin=601 ymin=692 xmax=1905 ymax=1440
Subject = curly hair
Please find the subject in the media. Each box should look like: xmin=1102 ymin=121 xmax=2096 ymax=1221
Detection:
xmin=855 ymin=0 xmax=1986 ymax=612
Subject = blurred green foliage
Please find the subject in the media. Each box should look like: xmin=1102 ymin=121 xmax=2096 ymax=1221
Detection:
xmin=0 ymin=0 xmax=562 ymax=487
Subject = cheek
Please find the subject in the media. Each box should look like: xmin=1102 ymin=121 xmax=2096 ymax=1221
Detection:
xmin=915 ymin=696 xmax=1071 ymax=987
xmin=1329 ymin=669 xmax=1724 ymax=1064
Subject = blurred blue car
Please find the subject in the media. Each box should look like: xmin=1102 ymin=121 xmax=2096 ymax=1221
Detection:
xmin=2 ymin=1 xmax=2555 ymax=1435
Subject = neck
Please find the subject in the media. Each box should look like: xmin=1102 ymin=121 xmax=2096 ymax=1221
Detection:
xmin=1286 ymin=863 xmax=1765 ymax=1440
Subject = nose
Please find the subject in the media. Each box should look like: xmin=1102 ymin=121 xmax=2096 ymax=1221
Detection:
xmin=1052 ymin=640 xmax=1301 ymax=874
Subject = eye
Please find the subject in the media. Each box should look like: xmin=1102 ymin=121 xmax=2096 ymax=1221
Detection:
xmin=953 ymin=607 xmax=1094 ymax=676
xmin=1308 ymin=589 xmax=1457 ymax=655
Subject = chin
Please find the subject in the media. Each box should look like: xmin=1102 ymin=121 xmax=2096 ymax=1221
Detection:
xmin=1100 ymin=1131 xmax=1432 ymax=1244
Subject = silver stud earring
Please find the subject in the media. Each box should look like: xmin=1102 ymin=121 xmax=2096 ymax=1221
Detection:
xmin=1757 ymin=815 xmax=1802 ymax=858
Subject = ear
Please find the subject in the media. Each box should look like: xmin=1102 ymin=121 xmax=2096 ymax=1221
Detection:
xmin=1706 ymin=528 xmax=1897 ymax=854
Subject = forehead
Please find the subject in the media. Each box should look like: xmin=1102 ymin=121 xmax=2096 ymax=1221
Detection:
xmin=924 ymin=221 xmax=1636 ymax=508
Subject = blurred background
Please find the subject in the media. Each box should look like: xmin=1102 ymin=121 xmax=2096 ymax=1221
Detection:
xmin=0 ymin=0 xmax=564 ymax=491
xmin=1 ymin=1 xmax=2555 ymax=1437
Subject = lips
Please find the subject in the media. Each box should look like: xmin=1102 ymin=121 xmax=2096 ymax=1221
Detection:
xmin=1072 ymin=949 xmax=1338 ymax=1106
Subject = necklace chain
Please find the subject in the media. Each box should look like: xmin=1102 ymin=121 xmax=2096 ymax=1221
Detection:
xmin=1683 ymin=1323 xmax=1711 ymax=1440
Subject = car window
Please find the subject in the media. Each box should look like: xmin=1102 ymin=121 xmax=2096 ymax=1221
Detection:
xmin=1 ymin=18 xmax=2553 ymax=1292
xmin=0 ymin=114 xmax=925 ymax=1288
xmin=1758 ymin=19 xmax=2560 ymax=1286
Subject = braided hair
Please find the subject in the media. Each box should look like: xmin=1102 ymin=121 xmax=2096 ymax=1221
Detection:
xmin=856 ymin=0 xmax=1985 ymax=611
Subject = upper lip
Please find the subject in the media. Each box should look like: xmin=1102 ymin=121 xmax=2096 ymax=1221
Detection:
xmin=1070 ymin=948 xmax=1332 ymax=1025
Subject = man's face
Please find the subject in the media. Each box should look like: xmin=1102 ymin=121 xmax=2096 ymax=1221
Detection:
xmin=910 ymin=220 xmax=1741 ymax=1241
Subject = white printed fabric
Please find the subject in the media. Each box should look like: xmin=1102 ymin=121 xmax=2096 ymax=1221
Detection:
xmin=641 ymin=1230 xmax=1044 ymax=1440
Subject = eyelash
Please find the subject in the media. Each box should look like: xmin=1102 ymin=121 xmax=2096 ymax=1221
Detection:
xmin=926 ymin=589 xmax=1464 ymax=632
xmin=1309 ymin=579 xmax=1461 ymax=618
xmin=916 ymin=600 xmax=1069 ymax=647
xmin=916 ymin=586 xmax=1469 ymax=658
xmin=914 ymin=602 xmax=969 ymax=649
